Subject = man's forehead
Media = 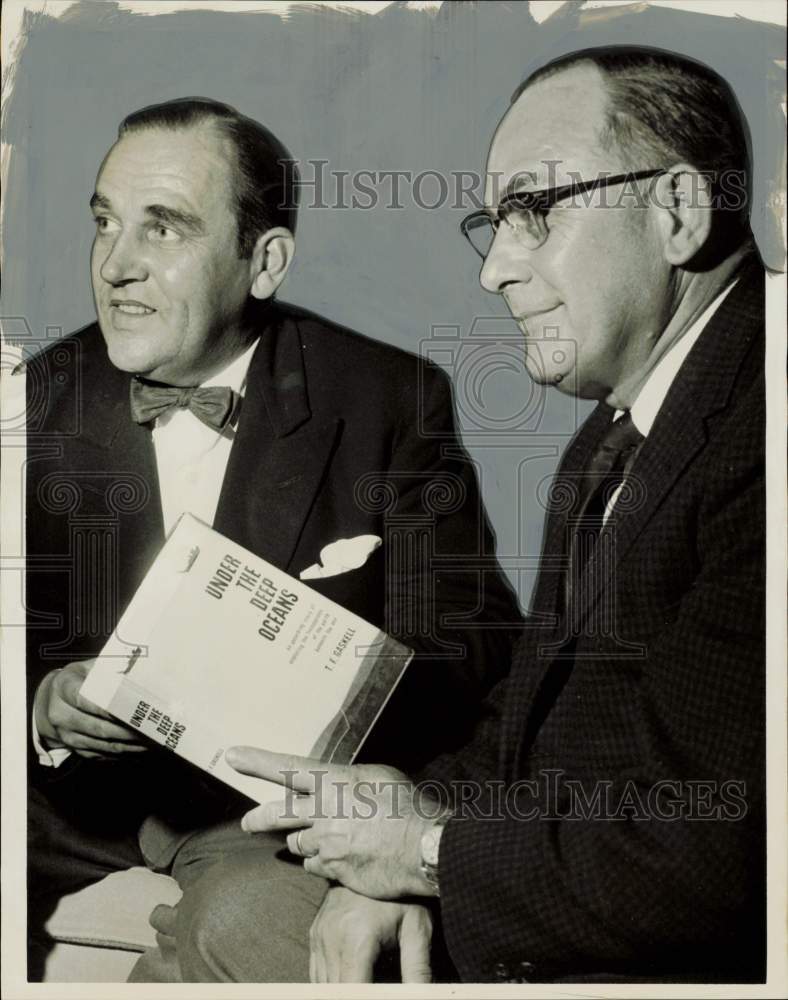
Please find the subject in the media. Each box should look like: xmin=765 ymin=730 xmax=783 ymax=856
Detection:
xmin=96 ymin=124 xmax=234 ymax=204
xmin=484 ymin=63 xmax=612 ymax=201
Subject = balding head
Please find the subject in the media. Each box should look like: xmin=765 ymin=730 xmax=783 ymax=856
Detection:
xmin=512 ymin=47 xmax=752 ymax=253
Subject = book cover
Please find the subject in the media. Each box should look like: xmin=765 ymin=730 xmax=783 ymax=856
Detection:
xmin=80 ymin=514 xmax=412 ymax=804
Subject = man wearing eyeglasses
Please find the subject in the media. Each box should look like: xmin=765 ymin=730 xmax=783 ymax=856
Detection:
xmin=185 ymin=46 xmax=767 ymax=984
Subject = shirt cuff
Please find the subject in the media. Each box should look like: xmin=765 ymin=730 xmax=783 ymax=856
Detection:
xmin=31 ymin=704 xmax=71 ymax=768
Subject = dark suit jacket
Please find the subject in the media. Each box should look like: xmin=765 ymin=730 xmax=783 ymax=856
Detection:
xmin=424 ymin=261 xmax=766 ymax=983
xmin=25 ymin=301 xmax=520 ymax=825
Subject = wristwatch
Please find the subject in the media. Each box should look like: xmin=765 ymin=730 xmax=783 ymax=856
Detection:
xmin=419 ymin=812 xmax=452 ymax=896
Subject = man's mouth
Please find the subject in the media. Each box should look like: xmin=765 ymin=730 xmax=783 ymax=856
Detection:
xmin=514 ymin=306 xmax=560 ymax=323
xmin=111 ymin=300 xmax=156 ymax=316
xmin=512 ymin=306 xmax=561 ymax=334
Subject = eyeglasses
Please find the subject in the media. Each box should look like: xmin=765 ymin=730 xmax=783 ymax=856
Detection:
xmin=460 ymin=169 xmax=665 ymax=258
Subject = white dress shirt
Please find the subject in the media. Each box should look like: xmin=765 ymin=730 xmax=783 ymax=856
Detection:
xmin=604 ymin=280 xmax=737 ymax=521
xmin=152 ymin=339 xmax=259 ymax=536
xmin=34 ymin=338 xmax=260 ymax=766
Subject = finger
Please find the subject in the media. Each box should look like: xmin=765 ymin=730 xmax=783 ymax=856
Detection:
xmin=60 ymin=674 xmax=121 ymax=722
xmin=309 ymin=916 xmax=326 ymax=984
xmin=73 ymin=690 xmax=123 ymax=722
xmin=286 ymin=826 xmax=320 ymax=858
xmin=53 ymin=684 xmax=139 ymax=736
xmin=319 ymin=938 xmax=336 ymax=984
xmin=303 ymin=855 xmax=334 ymax=881
xmin=226 ymin=746 xmax=346 ymax=792
xmin=149 ymin=904 xmax=178 ymax=936
xmin=71 ymin=745 xmax=143 ymax=760
xmin=61 ymin=730 xmax=149 ymax=755
xmin=399 ymin=907 xmax=433 ymax=983
xmin=339 ymin=940 xmax=376 ymax=983
xmin=309 ymin=931 xmax=331 ymax=984
xmin=68 ymin=713 xmax=146 ymax=743
xmin=241 ymin=795 xmax=315 ymax=833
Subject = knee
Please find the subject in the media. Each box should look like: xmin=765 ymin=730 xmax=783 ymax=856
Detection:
xmin=175 ymin=854 xmax=319 ymax=983
xmin=176 ymin=860 xmax=248 ymax=982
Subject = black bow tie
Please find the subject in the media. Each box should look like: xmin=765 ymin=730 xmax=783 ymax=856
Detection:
xmin=130 ymin=378 xmax=240 ymax=431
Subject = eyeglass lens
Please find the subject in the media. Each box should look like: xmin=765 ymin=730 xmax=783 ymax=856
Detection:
xmin=464 ymin=204 xmax=547 ymax=257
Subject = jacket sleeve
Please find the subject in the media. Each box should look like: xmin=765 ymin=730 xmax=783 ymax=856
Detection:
xmin=434 ymin=394 xmax=766 ymax=982
xmin=357 ymin=362 xmax=522 ymax=772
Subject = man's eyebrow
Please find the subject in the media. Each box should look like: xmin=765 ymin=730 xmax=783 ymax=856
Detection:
xmin=482 ymin=170 xmax=541 ymax=215
xmin=482 ymin=190 xmax=527 ymax=219
xmin=89 ymin=193 xmax=112 ymax=212
xmin=145 ymin=204 xmax=206 ymax=234
xmin=503 ymin=182 xmax=536 ymax=201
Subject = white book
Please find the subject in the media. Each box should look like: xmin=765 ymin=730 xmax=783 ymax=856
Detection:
xmin=80 ymin=514 xmax=412 ymax=804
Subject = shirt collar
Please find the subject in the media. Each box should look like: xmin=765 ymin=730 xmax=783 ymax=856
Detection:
xmin=201 ymin=337 xmax=260 ymax=397
xmin=617 ymin=280 xmax=738 ymax=437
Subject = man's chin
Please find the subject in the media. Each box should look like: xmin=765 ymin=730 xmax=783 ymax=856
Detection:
xmin=100 ymin=335 xmax=161 ymax=378
xmin=524 ymin=353 xmax=575 ymax=393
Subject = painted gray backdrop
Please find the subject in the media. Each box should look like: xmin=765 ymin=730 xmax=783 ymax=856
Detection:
xmin=3 ymin=0 xmax=784 ymax=607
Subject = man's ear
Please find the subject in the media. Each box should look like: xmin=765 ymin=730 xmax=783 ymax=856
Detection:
xmin=249 ymin=228 xmax=296 ymax=300
xmin=652 ymin=164 xmax=713 ymax=266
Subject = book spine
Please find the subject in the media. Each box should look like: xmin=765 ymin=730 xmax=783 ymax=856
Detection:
xmin=108 ymin=680 xmax=189 ymax=754
xmin=107 ymin=677 xmax=276 ymax=804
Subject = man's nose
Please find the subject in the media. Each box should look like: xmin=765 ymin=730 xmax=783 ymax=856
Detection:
xmin=479 ymin=226 xmax=533 ymax=294
xmin=98 ymin=231 xmax=149 ymax=286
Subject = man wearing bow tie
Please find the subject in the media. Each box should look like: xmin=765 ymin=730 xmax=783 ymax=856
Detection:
xmin=25 ymin=97 xmax=520 ymax=980
xmin=225 ymin=47 xmax=768 ymax=984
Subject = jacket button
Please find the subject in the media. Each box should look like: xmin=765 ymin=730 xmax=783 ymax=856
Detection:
xmin=493 ymin=962 xmax=509 ymax=981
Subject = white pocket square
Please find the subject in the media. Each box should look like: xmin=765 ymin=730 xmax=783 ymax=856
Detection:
xmin=299 ymin=534 xmax=382 ymax=581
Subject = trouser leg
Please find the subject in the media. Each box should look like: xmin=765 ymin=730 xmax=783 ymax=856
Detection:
xmin=27 ymin=782 xmax=145 ymax=982
xmin=129 ymin=820 xmax=328 ymax=983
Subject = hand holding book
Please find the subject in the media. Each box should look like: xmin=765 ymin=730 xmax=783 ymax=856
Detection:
xmin=80 ymin=515 xmax=412 ymax=803
xmin=35 ymin=659 xmax=148 ymax=758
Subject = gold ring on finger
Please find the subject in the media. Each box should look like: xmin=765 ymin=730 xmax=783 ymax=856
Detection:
xmin=296 ymin=828 xmax=317 ymax=858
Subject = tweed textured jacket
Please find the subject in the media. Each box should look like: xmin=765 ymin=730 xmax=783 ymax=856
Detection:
xmin=25 ymin=301 xmax=521 ymax=822
xmin=424 ymin=260 xmax=766 ymax=984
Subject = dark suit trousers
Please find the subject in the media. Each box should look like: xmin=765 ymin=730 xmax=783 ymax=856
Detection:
xmin=28 ymin=778 xmax=329 ymax=983
xmin=28 ymin=782 xmax=146 ymax=981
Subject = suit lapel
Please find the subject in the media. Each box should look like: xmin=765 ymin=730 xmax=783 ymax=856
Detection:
xmin=213 ymin=307 xmax=341 ymax=571
xmin=68 ymin=333 xmax=165 ymax=613
xmin=106 ymin=407 xmax=167 ymax=607
xmin=528 ymin=402 xmax=614 ymax=619
xmin=510 ymin=261 xmax=764 ymax=770
xmin=573 ymin=260 xmax=765 ymax=631
xmin=505 ymin=403 xmax=614 ymax=775
xmin=571 ymin=389 xmax=705 ymax=630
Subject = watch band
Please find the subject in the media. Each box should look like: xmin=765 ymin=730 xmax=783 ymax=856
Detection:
xmin=419 ymin=811 xmax=452 ymax=896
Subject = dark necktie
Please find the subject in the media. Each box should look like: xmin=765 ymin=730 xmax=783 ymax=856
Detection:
xmin=564 ymin=411 xmax=644 ymax=613
xmin=130 ymin=378 xmax=240 ymax=431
